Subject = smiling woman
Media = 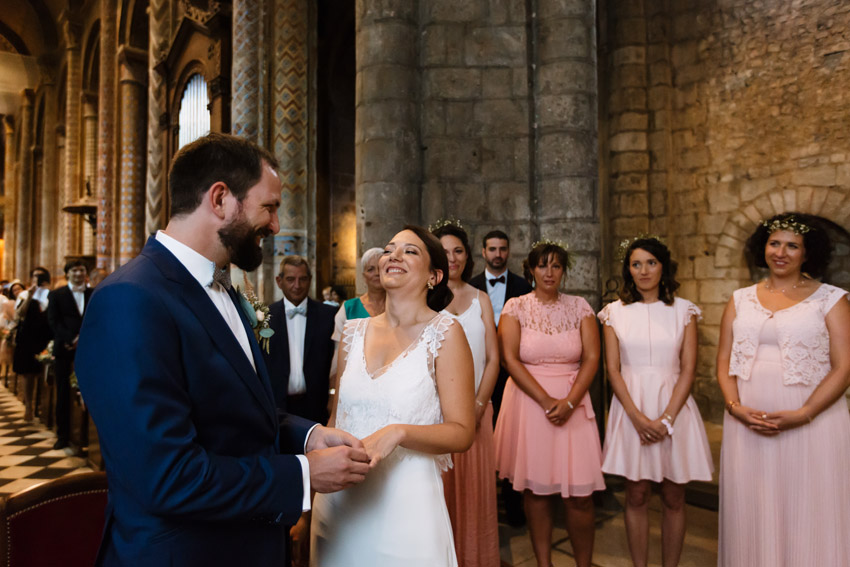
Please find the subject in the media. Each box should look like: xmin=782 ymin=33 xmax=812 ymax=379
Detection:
xmin=311 ymin=226 xmax=475 ymax=567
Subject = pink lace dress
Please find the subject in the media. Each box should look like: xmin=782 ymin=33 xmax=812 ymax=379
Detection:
xmin=719 ymin=284 xmax=850 ymax=566
xmin=494 ymin=293 xmax=605 ymax=497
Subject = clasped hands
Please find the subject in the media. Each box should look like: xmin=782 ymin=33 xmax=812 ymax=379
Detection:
xmin=542 ymin=395 xmax=575 ymax=427
xmin=728 ymin=404 xmax=808 ymax=435
xmin=304 ymin=424 xmax=403 ymax=493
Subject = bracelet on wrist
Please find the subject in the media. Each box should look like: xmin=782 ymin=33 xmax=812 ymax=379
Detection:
xmin=663 ymin=412 xmax=674 ymax=423
xmin=726 ymin=400 xmax=740 ymax=414
xmin=660 ymin=416 xmax=674 ymax=436
xmin=475 ymin=399 xmax=485 ymax=408
xmin=566 ymin=399 xmax=575 ymax=410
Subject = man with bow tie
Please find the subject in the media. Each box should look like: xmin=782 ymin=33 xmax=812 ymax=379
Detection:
xmin=469 ymin=229 xmax=531 ymax=527
xmin=47 ymin=259 xmax=92 ymax=450
xmin=264 ymin=256 xmax=336 ymax=425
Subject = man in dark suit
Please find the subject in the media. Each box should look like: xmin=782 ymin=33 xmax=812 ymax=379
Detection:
xmin=469 ymin=229 xmax=532 ymax=526
xmin=76 ymin=133 xmax=370 ymax=567
xmin=47 ymin=259 xmax=92 ymax=450
xmin=263 ymin=255 xmax=336 ymax=425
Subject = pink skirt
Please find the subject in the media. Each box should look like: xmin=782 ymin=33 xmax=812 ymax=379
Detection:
xmin=494 ymin=363 xmax=605 ymax=497
xmin=442 ymin=403 xmax=500 ymax=567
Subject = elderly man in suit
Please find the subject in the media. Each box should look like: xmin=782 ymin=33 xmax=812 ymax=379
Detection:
xmin=264 ymin=255 xmax=336 ymax=425
xmin=76 ymin=133 xmax=370 ymax=567
xmin=469 ymin=229 xmax=532 ymax=526
xmin=47 ymin=259 xmax=92 ymax=450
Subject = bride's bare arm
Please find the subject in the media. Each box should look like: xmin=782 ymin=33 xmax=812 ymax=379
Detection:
xmin=362 ymin=322 xmax=475 ymax=466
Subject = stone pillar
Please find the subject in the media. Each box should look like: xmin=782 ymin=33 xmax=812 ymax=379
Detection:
xmin=117 ymin=48 xmax=147 ymax=265
xmin=270 ymin=0 xmax=311 ymax=300
xmin=355 ymin=0 xmax=421 ymax=270
xmin=82 ymin=94 xmax=98 ymax=256
xmin=96 ymin=0 xmax=117 ymax=270
xmin=232 ymin=0 xmax=261 ymax=141
xmin=55 ymin=125 xmax=66 ymax=269
xmin=534 ymin=0 xmax=600 ymax=303
xmin=3 ymin=117 xmax=16 ymax=278
xmin=14 ymin=90 xmax=35 ymax=280
xmin=38 ymin=66 xmax=59 ymax=272
xmin=63 ymin=16 xmax=82 ymax=258
xmin=145 ymin=0 xmax=169 ymax=235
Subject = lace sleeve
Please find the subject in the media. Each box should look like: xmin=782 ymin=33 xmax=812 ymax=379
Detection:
xmin=341 ymin=318 xmax=364 ymax=355
xmin=597 ymin=301 xmax=615 ymax=326
xmin=821 ymin=284 xmax=849 ymax=315
xmin=501 ymin=296 xmax=522 ymax=324
xmin=681 ymin=298 xmax=703 ymax=325
xmin=424 ymin=314 xmax=456 ymax=359
xmin=576 ymin=296 xmax=595 ymax=320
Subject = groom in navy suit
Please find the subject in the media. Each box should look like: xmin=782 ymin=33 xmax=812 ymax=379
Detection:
xmin=76 ymin=133 xmax=370 ymax=567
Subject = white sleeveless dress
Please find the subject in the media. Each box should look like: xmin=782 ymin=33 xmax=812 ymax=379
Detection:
xmin=310 ymin=314 xmax=457 ymax=567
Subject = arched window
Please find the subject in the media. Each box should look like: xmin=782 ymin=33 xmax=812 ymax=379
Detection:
xmin=178 ymin=74 xmax=210 ymax=148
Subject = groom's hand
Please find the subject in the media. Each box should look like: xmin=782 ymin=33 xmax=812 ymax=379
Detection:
xmin=306 ymin=426 xmax=370 ymax=493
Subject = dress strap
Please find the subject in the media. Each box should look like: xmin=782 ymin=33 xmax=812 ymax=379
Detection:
xmin=341 ymin=317 xmax=368 ymax=355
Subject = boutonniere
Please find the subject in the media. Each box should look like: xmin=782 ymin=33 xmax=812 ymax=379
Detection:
xmin=235 ymin=286 xmax=275 ymax=353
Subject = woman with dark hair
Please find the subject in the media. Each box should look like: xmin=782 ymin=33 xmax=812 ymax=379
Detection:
xmin=432 ymin=220 xmax=500 ymax=567
xmin=494 ymin=240 xmax=603 ymax=567
xmin=311 ymin=225 xmax=475 ymax=567
xmin=717 ymin=212 xmax=850 ymax=565
xmin=598 ymin=237 xmax=713 ymax=567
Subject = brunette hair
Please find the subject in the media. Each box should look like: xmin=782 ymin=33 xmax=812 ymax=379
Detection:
xmin=746 ymin=212 xmax=833 ymax=278
xmin=522 ymin=242 xmax=571 ymax=285
xmin=168 ymin=132 xmax=279 ymax=217
xmin=482 ymin=229 xmax=510 ymax=248
xmin=401 ymin=225 xmax=454 ymax=311
xmin=619 ymin=237 xmax=679 ymax=305
xmin=431 ymin=223 xmax=475 ymax=282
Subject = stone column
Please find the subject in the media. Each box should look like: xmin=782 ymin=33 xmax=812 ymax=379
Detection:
xmin=3 ymin=117 xmax=16 ymax=278
xmin=355 ymin=0 xmax=421 ymax=277
xmin=270 ymin=0 xmax=311 ymax=301
xmin=14 ymin=90 xmax=35 ymax=280
xmin=38 ymin=65 xmax=59 ymax=272
xmin=145 ymin=0 xmax=169 ymax=235
xmin=82 ymin=94 xmax=98 ymax=256
xmin=63 ymin=16 xmax=82 ymax=258
xmin=96 ymin=0 xmax=117 ymax=270
xmin=534 ymin=0 xmax=600 ymax=303
xmin=55 ymin=125 xmax=66 ymax=269
xmin=232 ymin=0 xmax=261 ymax=141
xmin=117 ymin=48 xmax=148 ymax=265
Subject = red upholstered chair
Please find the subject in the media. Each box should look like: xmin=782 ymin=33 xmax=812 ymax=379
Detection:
xmin=0 ymin=471 xmax=108 ymax=567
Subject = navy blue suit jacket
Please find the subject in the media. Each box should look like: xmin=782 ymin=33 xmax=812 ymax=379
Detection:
xmin=262 ymin=297 xmax=336 ymax=424
xmin=76 ymin=237 xmax=314 ymax=567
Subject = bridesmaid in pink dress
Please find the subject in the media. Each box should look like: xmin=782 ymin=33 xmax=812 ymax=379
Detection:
xmin=598 ymin=237 xmax=713 ymax=567
xmin=494 ymin=240 xmax=604 ymax=567
xmin=717 ymin=212 xmax=850 ymax=566
xmin=433 ymin=221 xmax=500 ymax=567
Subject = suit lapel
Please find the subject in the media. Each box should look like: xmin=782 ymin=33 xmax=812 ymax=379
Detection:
xmin=144 ymin=238 xmax=277 ymax=426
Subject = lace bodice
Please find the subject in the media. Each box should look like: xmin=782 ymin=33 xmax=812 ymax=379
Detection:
xmin=337 ymin=314 xmax=456 ymax=470
xmin=502 ymin=293 xmax=594 ymax=365
xmin=598 ymin=297 xmax=701 ymax=370
xmin=729 ymin=283 xmax=848 ymax=386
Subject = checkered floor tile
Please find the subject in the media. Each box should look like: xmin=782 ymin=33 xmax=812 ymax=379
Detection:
xmin=0 ymin=385 xmax=92 ymax=497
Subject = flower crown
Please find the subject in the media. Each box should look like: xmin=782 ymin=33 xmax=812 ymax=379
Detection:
xmin=428 ymin=217 xmax=463 ymax=233
xmin=617 ymin=234 xmax=666 ymax=261
xmin=531 ymin=238 xmax=574 ymax=269
xmin=761 ymin=217 xmax=811 ymax=235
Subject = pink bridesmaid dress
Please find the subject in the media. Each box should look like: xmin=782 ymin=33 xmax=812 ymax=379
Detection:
xmin=494 ymin=293 xmax=605 ymax=497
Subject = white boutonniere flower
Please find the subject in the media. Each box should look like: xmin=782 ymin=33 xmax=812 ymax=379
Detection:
xmin=235 ymin=286 xmax=275 ymax=353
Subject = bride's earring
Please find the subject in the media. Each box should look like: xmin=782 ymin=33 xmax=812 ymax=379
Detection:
xmin=427 ymin=280 xmax=434 ymax=290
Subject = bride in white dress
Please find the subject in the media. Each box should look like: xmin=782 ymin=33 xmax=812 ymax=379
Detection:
xmin=310 ymin=225 xmax=476 ymax=567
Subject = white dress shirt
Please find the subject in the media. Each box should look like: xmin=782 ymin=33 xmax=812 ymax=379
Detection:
xmin=69 ymin=282 xmax=86 ymax=315
xmin=283 ymin=297 xmax=308 ymax=395
xmin=485 ymin=268 xmax=508 ymax=326
xmin=155 ymin=232 xmax=313 ymax=511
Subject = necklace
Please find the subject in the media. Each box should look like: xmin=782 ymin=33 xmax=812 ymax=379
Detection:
xmin=764 ymin=278 xmax=806 ymax=294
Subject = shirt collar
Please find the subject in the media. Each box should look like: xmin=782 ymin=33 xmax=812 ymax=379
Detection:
xmin=155 ymin=231 xmax=220 ymax=290
xmin=485 ymin=269 xmax=507 ymax=282
xmin=283 ymin=296 xmax=308 ymax=310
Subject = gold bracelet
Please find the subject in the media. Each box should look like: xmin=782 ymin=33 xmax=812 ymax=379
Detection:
xmin=663 ymin=412 xmax=674 ymax=423
xmin=726 ymin=400 xmax=740 ymax=413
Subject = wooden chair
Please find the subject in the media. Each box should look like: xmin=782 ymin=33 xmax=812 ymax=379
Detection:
xmin=0 ymin=471 xmax=108 ymax=566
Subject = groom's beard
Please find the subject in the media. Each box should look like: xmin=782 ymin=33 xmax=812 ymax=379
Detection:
xmin=218 ymin=216 xmax=271 ymax=272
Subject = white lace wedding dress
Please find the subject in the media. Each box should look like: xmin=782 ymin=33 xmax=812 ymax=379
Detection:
xmin=310 ymin=314 xmax=457 ymax=567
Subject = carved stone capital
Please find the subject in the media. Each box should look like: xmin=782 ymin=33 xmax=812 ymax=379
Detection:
xmin=118 ymin=46 xmax=148 ymax=85
xmin=59 ymin=11 xmax=83 ymax=50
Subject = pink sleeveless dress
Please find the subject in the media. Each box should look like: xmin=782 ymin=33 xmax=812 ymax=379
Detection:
xmin=494 ymin=293 xmax=605 ymax=497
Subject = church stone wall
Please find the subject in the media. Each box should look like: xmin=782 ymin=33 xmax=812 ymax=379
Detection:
xmin=603 ymin=0 xmax=850 ymax=422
